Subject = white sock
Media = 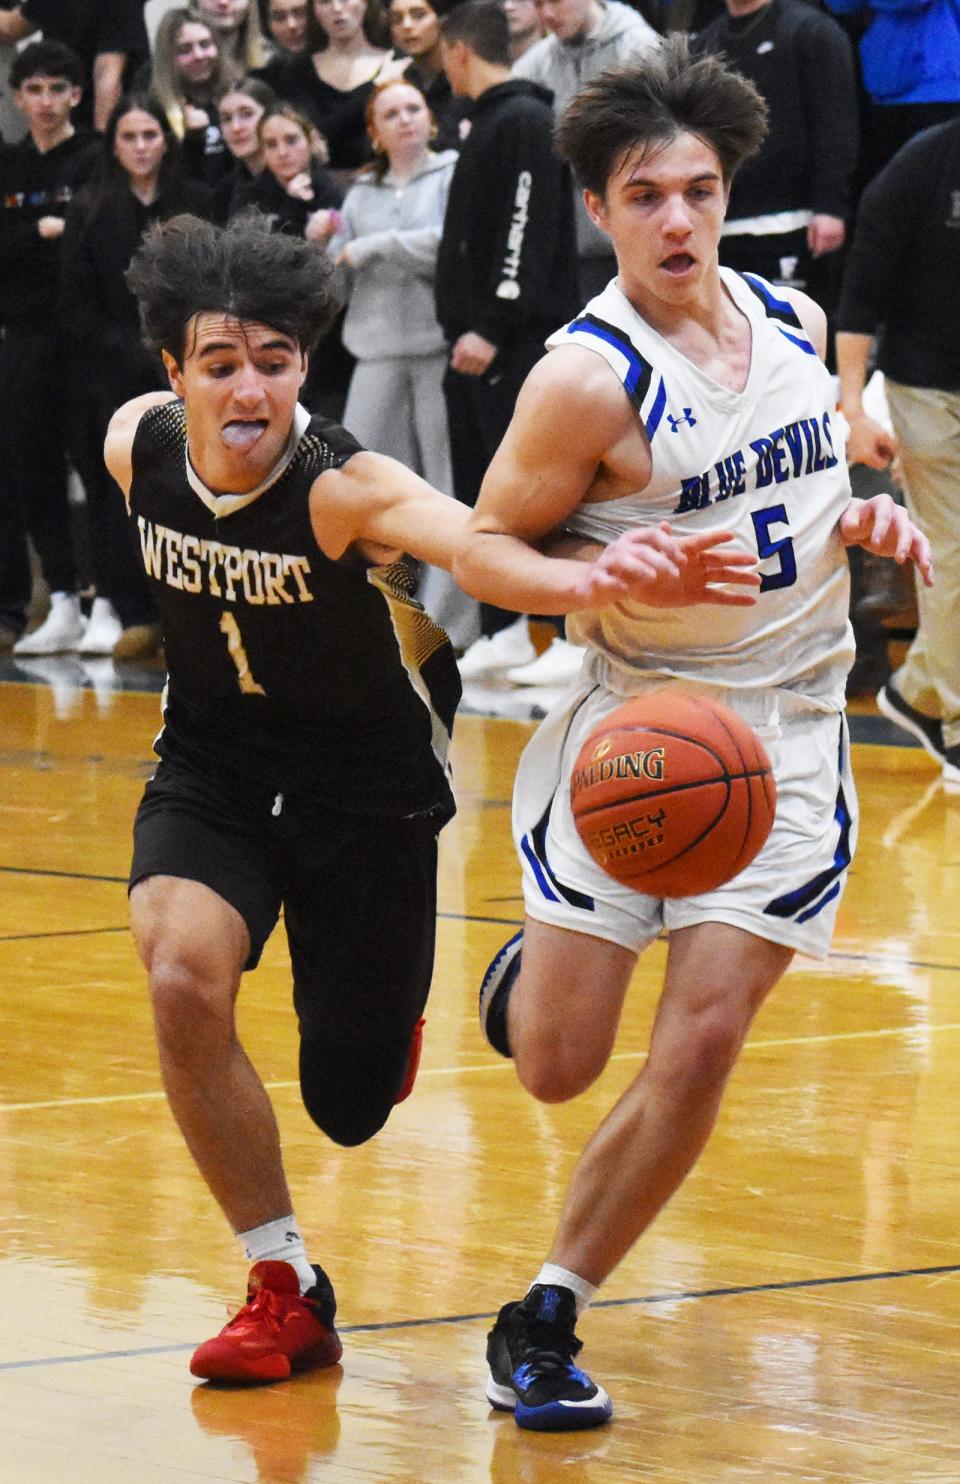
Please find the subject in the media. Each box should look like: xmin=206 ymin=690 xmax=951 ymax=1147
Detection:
xmin=531 ymin=1263 xmax=598 ymax=1317
xmin=237 ymin=1215 xmax=316 ymax=1294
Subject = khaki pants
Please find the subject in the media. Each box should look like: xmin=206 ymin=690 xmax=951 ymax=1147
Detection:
xmin=885 ymin=379 xmax=960 ymax=748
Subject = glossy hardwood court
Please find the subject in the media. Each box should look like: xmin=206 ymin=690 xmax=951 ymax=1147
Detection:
xmin=3 ymin=661 xmax=960 ymax=1483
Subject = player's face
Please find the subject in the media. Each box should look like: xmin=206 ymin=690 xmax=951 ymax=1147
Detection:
xmin=388 ymin=0 xmax=440 ymax=59
xmin=585 ymin=132 xmax=729 ymax=309
xmin=267 ymin=0 xmax=310 ymax=50
xmin=14 ymin=74 xmax=80 ymax=135
xmin=113 ymin=109 xmax=167 ymax=182
xmin=164 ymin=315 xmax=308 ymax=493
xmin=534 ymin=0 xmax=591 ymax=42
xmin=370 ymin=84 xmax=431 ymax=160
xmin=219 ymin=90 xmax=266 ymax=161
xmin=174 ymin=22 xmax=219 ymax=84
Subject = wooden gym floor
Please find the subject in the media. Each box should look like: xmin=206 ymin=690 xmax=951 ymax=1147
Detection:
xmin=2 ymin=656 xmax=960 ymax=1483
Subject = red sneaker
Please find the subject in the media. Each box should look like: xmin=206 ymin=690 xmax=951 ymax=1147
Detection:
xmin=190 ymin=1260 xmax=342 ymax=1383
xmin=394 ymin=1017 xmax=425 ymax=1104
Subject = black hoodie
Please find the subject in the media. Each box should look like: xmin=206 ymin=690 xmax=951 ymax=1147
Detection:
xmin=435 ymin=78 xmax=578 ymax=347
xmin=0 ymin=128 xmax=98 ymax=325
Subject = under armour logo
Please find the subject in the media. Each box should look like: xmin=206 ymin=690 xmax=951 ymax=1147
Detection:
xmin=667 ymin=408 xmax=697 ymax=432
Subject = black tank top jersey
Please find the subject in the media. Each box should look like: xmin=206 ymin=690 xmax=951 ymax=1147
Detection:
xmin=128 ymin=401 xmax=460 ymax=817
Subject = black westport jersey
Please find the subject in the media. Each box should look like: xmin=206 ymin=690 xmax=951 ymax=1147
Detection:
xmin=128 ymin=401 xmax=460 ymax=816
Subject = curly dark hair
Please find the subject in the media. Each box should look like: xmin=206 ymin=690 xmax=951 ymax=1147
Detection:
xmin=126 ymin=211 xmax=336 ymax=364
xmin=556 ymin=37 xmax=768 ymax=197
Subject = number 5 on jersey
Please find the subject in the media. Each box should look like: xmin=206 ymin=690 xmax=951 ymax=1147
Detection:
xmin=751 ymin=504 xmax=797 ymax=592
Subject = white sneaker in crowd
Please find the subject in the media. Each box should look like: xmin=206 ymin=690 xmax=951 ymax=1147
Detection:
xmin=457 ymin=616 xmax=536 ymax=680
xmin=505 ymin=637 xmax=587 ymax=686
xmin=77 ymin=597 xmax=122 ymax=655
xmin=13 ymin=592 xmax=86 ymax=655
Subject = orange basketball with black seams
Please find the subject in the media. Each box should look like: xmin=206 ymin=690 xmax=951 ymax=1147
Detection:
xmin=570 ymin=691 xmax=776 ymax=897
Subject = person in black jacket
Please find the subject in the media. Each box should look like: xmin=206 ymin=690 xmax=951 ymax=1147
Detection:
xmin=692 ymin=0 xmax=857 ymax=339
xmin=209 ymin=75 xmax=277 ymax=224
xmin=0 ymin=0 xmax=149 ymax=132
xmin=0 ymin=40 xmax=98 ymax=655
xmin=245 ymin=98 xmax=343 ymax=236
xmin=836 ymin=118 xmax=960 ymax=786
xmin=59 ymin=94 xmax=212 ymax=658
xmin=436 ymin=0 xmax=578 ymax=674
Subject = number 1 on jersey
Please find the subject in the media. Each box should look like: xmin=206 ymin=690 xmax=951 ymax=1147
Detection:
xmin=219 ymin=611 xmax=266 ymax=696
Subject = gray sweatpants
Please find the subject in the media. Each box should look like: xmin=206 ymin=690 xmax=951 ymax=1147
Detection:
xmin=343 ymin=351 xmax=479 ymax=650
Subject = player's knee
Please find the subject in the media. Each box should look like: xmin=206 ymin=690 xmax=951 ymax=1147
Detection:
xmin=149 ymin=956 xmax=231 ymax=1051
xmin=299 ymin=1037 xmax=405 ymax=1146
xmin=666 ymin=1005 xmax=746 ymax=1096
xmin=301 ymin=1085 xmax=391 ymax=1146
xmin=514 ymin=1037 xmax=607 ymax=1104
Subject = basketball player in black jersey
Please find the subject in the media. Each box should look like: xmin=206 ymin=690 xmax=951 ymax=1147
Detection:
xmin=104 ymin=213 xmax=470 ymax=1384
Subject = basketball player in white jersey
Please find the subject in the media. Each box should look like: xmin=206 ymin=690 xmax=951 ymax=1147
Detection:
xmin=454 ymin=39 xmax=933 ymax=1431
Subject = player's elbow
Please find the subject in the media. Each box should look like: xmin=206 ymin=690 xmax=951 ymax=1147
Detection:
xmin=451 ymin=534 xmax=488 ymax=599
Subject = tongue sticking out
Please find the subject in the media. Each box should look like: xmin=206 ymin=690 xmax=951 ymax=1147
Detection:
xmin=222 ymin=421 xmax=266 ymax=449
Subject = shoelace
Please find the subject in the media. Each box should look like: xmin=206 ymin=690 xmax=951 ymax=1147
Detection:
xmin=514 ymin=1318 xmax=584 ymax=1373
xmin=226 ymin=1285 xmax=308 ymax=1335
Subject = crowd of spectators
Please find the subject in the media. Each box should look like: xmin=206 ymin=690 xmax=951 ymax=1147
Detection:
xmin=0 ymin=0 xmax=957 ymax=693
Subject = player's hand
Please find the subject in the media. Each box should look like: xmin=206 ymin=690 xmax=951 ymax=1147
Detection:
xmin=37 ymin=215 xmax=65 ymax=239
xmin=571 ymin=524 xmax=760 ymax=609
xmin=845 ymin=410 xmax=898 ymax=469
xmin=839 ymin=494 xmax=934 ymax=588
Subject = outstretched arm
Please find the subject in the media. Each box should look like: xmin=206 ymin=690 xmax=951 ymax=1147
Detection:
xmin=452 ymin=349 xmax=758 ymax=615
xmin=309 ymin=451 xmax=469 ymax=568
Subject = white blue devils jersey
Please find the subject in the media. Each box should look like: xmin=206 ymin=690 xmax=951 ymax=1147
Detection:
xmin=548 ymin=269 xmax=854 ymax=715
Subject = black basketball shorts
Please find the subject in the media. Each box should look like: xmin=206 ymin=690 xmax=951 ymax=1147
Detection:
xmin=130 ymin=758 xmax=442 ymax=1024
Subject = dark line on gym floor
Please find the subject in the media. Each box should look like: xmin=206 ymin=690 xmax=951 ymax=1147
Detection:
xmin=2 ymin=1261 xmax=957 ymax=1372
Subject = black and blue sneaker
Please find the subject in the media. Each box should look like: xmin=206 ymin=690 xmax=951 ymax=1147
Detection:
xmin=485 ymin=1284 xmax=612 ymax=1431
xmin=478 ymin=930 xmax=524 ymax=1058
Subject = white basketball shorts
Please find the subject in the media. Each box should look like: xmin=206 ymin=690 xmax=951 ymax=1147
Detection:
xmin=512 ymin=680 xmax=858 ymax=959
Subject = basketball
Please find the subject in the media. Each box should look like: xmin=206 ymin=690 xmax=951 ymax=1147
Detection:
xmin=570 ymin=691 xmax=776 ymax=897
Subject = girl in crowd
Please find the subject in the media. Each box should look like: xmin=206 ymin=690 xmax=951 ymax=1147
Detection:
xmin=190 ymin=0 xmax=272 ymax=77
xmin=60 ymin=97 xmax=211 ymax=658
xmin=211 ymin=75 xmax=276 ymax=220
xmin=282 ymin=0 xmax=407 ymax=182
xmin=247 ymin=101 xmax=348 ymax=411
xmin=331 ymin=79 xmax=475 ymax=644
xmin=256 ymin=0 xmax=312 ymax=89
xmin=259 ymin=0 xmax=311 ymax=56
xmin=249 ymin=99 xmax=343 ymax=235
xmin=148 ymin=8 xmax=233 ymax=185
xmin=386 ymin=0 xmax=466 ymax=150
